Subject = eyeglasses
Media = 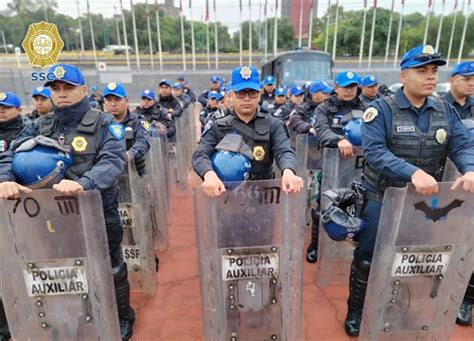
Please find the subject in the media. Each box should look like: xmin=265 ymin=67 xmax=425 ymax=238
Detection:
xmin=235 ymin=90 xmax=259 ymax=99
xmin=413 ymin=52 xmax=441 ymax=62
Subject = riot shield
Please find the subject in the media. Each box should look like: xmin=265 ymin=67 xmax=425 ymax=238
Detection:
xmin=317 ymin=147 xmax=365 ymax=287
xmin=360 ymin=183 xmax=474 ymax=340
xmin=194 ymin=179 xmax=305 ymax=340
xmin=118 ymin=158 xmax=157 ymax=295
xmin=442 ymin=158 xmax=461 ymax=182
xmin=146 ymin=136 xmax=170 ymax=251
xmin=0 ymin=190 xmax=120 ymax=340
xmin=294 ymin=134 xmax=308 ymax=177
xmin=175 ymin=114 xmax=191 ymax=194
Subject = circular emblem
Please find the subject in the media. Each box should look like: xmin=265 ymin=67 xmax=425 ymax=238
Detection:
xmin=71 ymin=136 xmax=88 ymax=152
xmin=240 ymin=66 xmax=252 ymax=80
xmin=108 ymin=82 xmax=117 ymax=91
xmin=369 ymin=75 xmax=375 ymax=81
xmin=53 ymin=66 xmax=66 ymax=80
xmin=435 ymin=128 xmax=447 ymax=144
xmin=0 ymin=93 xmax=6 ymax=101
xmin=21 ymin=21 xmax=64 ymax=68
xmin=144 ymin=89 xmax=150 ymax=95
xmin=36 ymin=86 xmax=44 ymax=92
xmin=252 ymin=146 xmax=265 ymax=161
xmin=347 ymin=72 xmax=354 ymax=79
xmin=362 ymin=107 xmax=378 ymax=123
xmin=422 ymin=45 xmax=435 ymax=55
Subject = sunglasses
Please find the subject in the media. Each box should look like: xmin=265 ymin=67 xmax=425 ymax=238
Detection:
xmin=413 ymin=52 xmax=441 ymax=62
xmin=235 ymin=90 xmax=259 ymax=99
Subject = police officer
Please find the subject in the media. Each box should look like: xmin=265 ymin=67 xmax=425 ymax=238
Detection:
xmin=177 ymin=75 xmax=196 ymax=102
xmin=0 ymin=64 xmax=136 ymax=340
xmin=199 ymin=91 xmax=227 ymax=129
xmin=359 ymin=75 xmax=381 ymax=105
xmin=28 ymin=86 xmax=53 ymax=120
xmin=198 ymin=75 xmax=222 ymax=107
xmin=260 ymin=75 xmax=276 ymax=104
xmin=172 ymin=82 xmax=191 ymax=110
xmin=344 ymin=46 xmax=474 ymax=336
xmin=314 ymin=71 xmax=365 ymax=157
xmin=289 ymin=81 xmax=333 ymax=135
xmin=134 ymin=89 xmax=176 ymax=138
xmin=443 ymin=61 xmax=474 ymax=119
xmin=103 ymin=82 xmax=151 ymax=176
xmin=192 ymin=66 xmax=304 ymax=197
xmin=157 ymin=79 xmax=183 ymax=118
xmin=89 ymin=85 xmax=104 ymax=110
xmin=273 ymin=85 xmax=305 ymax=123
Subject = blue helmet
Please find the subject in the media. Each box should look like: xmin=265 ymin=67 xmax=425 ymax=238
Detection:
xmin=12 ymin=136 xmax=73 ymax=189
xmin=343 ymin=118 xmax=362 ymax=146
xmin=211 ymin=150 xmax=251 ymax=186
xmin=89 ymin=99 xmax=99 ymax=108
xmin=320 ymin=187 xmax=365 ymax=241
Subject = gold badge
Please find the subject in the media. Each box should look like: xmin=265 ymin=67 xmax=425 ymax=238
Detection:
xmin=422 ymin=45 xmax=435 ymax=55
xmin=362 ymin=107 xmax=378 ymax=123
xmin=53 ymin=66 xmax=65 ymax=79
xmin=435 ymin=128 xmax=447 ymax=144
xmin=253 ymin=146 xmax=265 ymax=161
xmin=347 ymin=72 xmax=354 ymax=79
xmin=369 ymin=75 xmax=375 ymax=81
xmin=0 ymin=93 xmax=6 ymax=101
xmin=108 ymin=82 xmax=117 ymax=90
xmin=36 ymin=86 xmax=44 ymax=92
xmin=71 ymin=136 xmax=88 ymax=152
xmin=141 ymin=121 xmax=151 ymax=131
xmin=21 ymin=21 xmax=64 ymax=68
xmin=240 ymin=66 xmax=252 ymax=80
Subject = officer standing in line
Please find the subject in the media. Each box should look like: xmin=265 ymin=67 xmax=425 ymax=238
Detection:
xmin=442 ymin=61 xmax=474 ymax=119
xmin=198 ymin=75 xmax=222 ymax=107
xmin=172 ymin=82 xmax=191 ymax=110
xmin=192 ymin=66 xmax=304 ymax=197
xmin=0 ymin=64 xmax=136 ymax=340
xmin=343 ymin=45 xmax=474 ymax=337
xmin=156 ymin=79 xmax=183 ymax=119
xmin=314 ymin=71 xmax=365 ymax=157
xmin=199 ymin=91 xmax=226 ymax=129
xmin=89 ymin=85 xmax=105 ymax=110
xmin=27 ymin=86 xmax=54 ymax=120
xmin=273 ymin=85 xmax=305 ymax=123
xmin=289 ymin=81 xmax=333 ymax=135
xmin=103 ymin=82 xmax=151 ymax=175
xmin=359 ymin=75 xmax=381 ymax=105
xmin=133 ymin=89 xmax=176 ymax=138
xmin=260 ymin=75 xmax=276 ymax=104
xmin=177 ymin=75 xmax=196 ymax=103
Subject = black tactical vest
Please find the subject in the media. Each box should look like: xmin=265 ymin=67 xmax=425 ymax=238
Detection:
xmin=363 ymin=95 xmax=450 ymax=191
xmin=216 ymin=113 xmax=272 ymax=180
xmin=38 ymin=109 xmax=104 ymax=179
xmin=0 ymin=116 xmax=25 ymax=151
xmin=325 ymin=102 xmax=365 ymax=133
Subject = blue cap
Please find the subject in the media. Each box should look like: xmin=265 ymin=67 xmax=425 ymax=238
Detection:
xmin=335 ymin=71 xmax=360 ymax=87
xmin=141 ymin=89 xmax=155 ymax=100
xmin=91 ymin=85 xmax=99 ymax=91
xmin=450 ymin=61 xmax=474 ymax=77
xmin=309 ymin=81 xmax=333 ymax=94
xmin=177 ymin=75 xmax=185 ymax=81
xmin=0 ymin=91 xmax=21 ymax=108
xmin=274 ymin=87 xmax=286 ymax=96
xmin=32 ymin=86 xmax=51 ymax=98
xmin=210 ymin=75 xmax=222 ymax=84
xmin=400 ymin=45 xmax=446 ymax=70
xmin=208 ymin=91 xmax=223 ymax=101
xmin=103 ymin=82 xmax=127 ymax=98
xmin=290 ymin=85 xmax=305 ymax=96
xmin=45 ymin=64 xmax=85 ymax=87
xmin=263 ymin=76 xmax=275 ymax=86
xmin=159 ymin=79 xmax=173 ymax=87
xmin=231 ymin=66 xmax=261 ymax=92
xmin=172 ymin=82 xmax=183 ymax=90
xmin=360 ymin=75 xmax=378 ymax=87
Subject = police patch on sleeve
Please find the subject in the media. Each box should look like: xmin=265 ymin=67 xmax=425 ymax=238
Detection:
xmin=201 ymin=120 xmax=213 ymax=136
xmin=141 ymin=120 xmax=151 ymax=132
xmin=108 ymin=122 xmax=125 ymax=140
xmin=362 ymin=107 xmax=378 ymax=123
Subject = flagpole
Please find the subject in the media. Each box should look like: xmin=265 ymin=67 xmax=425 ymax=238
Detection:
xmin=154 ymin=0 xmax=163 ymax=71
xmin=332 ymin=0 xmax=339 ymax=61
xmin=146 ymin=0 xmax=154 ymax=70
xmin=324 ymin=0 xmax=331 ymax=53
xmin=239 ymin=0 xmax=243 ymax=64
xmin=273 ymin=0 xmax=278 ymax=57
xmin=213 ymin=0 xmax=218 ymax=70
xmin=446 ymin=0 xmax=459 ymax=67
xmin=393 ymin=0 xmax=405 ymax=68
xmin=190 ymin=0 xmax=196 ymax=71
xmin=384 ymin=0 xmax=395 ymax=63
xmin=359 ymin=0 xmax=368 ymax=67
xmin=206 ymin=0 xmax=211 ymax=70
xmin=298 ymin=0 xmax=304 ymax=48
xmin=179 ymin=0 xmax=186 ymax=71
xmin=119 ymin=0 xmax=130 ymax=68
xmin=308 ymin=0 xmax=314 ymax=49
xmin=457 ymin=0 xmax=470 ymax=62
xmin=423 ymin=0 xmax=433 ymax=45
xmin=264 ymin=0 xmax=268 ymax=60
xmin=114 ymin=7 xmax=122 ymax=46
xmin=87 ymin=0 xmax=98 ymax=69
xmin=367 ymin=0 xmax=377 ymax=68
xmin=76 ymin=0 xmax=85 ymax=60
xmin=435 ymin=0 xmax=446 ymax=51
xmin=130 ymin=0 xmax=141 ymax=71
xmin=249 ymin=0 xmax=253 ymax=65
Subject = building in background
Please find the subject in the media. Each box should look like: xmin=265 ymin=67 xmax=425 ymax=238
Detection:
xmin=161 ymin=0 xmax=179 ymax=18
xmin=281 ymin=0 xmax=318 ymax=40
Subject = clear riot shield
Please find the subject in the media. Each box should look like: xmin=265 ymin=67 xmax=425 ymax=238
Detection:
xmin=194 ymin=180 xmax=305 ymax=341
xmin=0 ymin=190 xmax=120 ymax=340
xmin=147 ymin=136 xmax=170 ymax=251
xmin=175 ymin=115 xmax=191 ymax=194
xmin=360 ymin=183 xmax=474 ymax=340
xmin=317 ymin=147 xmax=365 ymax=287
xmin=187 ymin=103 xmax=198 ymax=160
xmin=442 ymin=158 xmax=461 ymax=182
xmin=118 ymin=159 xmax=157 ymax=295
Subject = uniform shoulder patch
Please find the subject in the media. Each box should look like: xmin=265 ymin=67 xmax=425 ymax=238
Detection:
xmin=108 ymin=122 xmax=125 ymax=140
xmin=362 ymin=107 xmax=379 ymax=123
xmin=141 ymin=120 xmax=151 ymax=132
xmin=201 ymin=120 xmax=213 ymax=136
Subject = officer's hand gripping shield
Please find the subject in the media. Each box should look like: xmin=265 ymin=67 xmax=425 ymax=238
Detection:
xmin=317 ymin=147 xmax=365 ymax=287
xmin=360 ymin=183 xmax=474 ymax=340
xmin=118 ymin=157 xmax=157 ymax=295
xmin=0 ymin=190 xmax=121 ymax=340
xmin=194 ymin=179 xmax=305 ymax=340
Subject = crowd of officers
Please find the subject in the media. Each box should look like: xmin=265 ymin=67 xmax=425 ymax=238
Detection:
xmin=0 ymin=44 xmax=473 ymax=339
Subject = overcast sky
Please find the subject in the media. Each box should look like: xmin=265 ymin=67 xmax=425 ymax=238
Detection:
xmin=0 ymin=0 xmax=469 ymax=33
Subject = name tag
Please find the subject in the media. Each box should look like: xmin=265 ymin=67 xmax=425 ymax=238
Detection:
xmin=396 ymin=126 xmax=416 ymax=133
